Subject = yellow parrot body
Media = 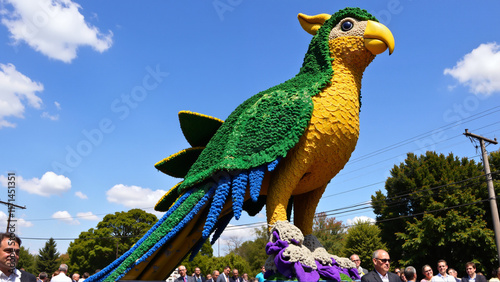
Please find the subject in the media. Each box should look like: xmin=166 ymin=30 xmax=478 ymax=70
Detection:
xmin=265 ymin=36 xmax=376 ymax=234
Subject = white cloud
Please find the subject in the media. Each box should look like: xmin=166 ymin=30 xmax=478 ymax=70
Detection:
xmin=76 ymin=211 xmax=99 ymax=221
xmin=52 ymin=210 xmax=79 ymax=225
xmin=0 ymin=63 xmax=44 ymax=128
xmin=346 ymin=216 xmax=375 ymax=226
xmin=0 ymin=211 xmax=34 ymax=232
xmin=444 ymin=42 xmax=500 ymax=95
xmin=0 ymin=171 xmax=71 ymax=197
xmin=106 ymin=184 xmax=166 ymax=209
xmin=54 ymin=101 xmax=61 ymax=110
xmin=1 ymin=0 xmax=113 ymax=63
xmin=74 ymin=191 xmax=88 ymax=199
xmin=41 ymin=111 xmax=58 ymax=120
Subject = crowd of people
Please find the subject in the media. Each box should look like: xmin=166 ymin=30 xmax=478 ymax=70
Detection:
xmin=174 ymin=265 xmax=266 ymax=282
xmin=353 ymin=249 xmax=498 ymax=282
xmin=3 ymin=231 xmax=500 ymax=282
xmin=36 ymin=264 xmax=91 ymax=282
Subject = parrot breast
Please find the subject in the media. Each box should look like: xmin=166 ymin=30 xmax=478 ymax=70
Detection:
xmin=288 ymin=36 xmax=375 ymax=195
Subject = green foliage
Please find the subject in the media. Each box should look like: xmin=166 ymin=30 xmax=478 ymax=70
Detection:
xmin=312 ymin=212 xmax=345 ymax=255
xmin=67 ymin=209 xmax=157 ymax=274
xmin=233 ymin=226 xmax=268 ymax=276
xmin=372 ymin=151 xmax=498 ymax=275
xmin=342 ymin=219 xmax=386 ymax=270
xmin=17 ymin=246 xmax=37 ymax=274
xmin=36 ymin=238 xmax=60 ymax=274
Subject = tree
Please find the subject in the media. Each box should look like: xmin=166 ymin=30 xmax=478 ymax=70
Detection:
xmin=37 ymin=238 xmax=60 ymax=274
xmin=225 ymin=235 xmax=244 ymax=254
xmin=233 ymin=226 xmax=268 ymax=276
xmin=67 ymin=209 xmax=157 ymax=274
xmin=341 ymin=219 xmax=386 ymax=269
xmin=372 ymin=151 xmax=498 ymax=274
xmin=312 ymin=212 xmax=345 ymax=255
xmin=17 ymin=246 xmax=37 ymax=274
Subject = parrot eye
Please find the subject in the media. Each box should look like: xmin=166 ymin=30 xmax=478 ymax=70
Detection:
xmin=341 ymin=20 xmax=354 ymax=31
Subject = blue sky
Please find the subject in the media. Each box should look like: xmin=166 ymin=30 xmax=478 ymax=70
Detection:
xmin=1 ymin=0 xmax=500 ymax=256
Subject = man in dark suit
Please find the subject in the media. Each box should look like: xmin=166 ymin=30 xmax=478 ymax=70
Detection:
xmin=175 ymin=265 xmax=195 ymax=282
xmin=404 ymin=266 xmax=417 ymax=282
xmin=0 ymin=232 xmax=37 ymax=282
xmin=216 ymin=266 xmax=231 ymax=282
xmin=462 ymin=262 xmax=487 ymax=282
xmin=361 ymin=249 xmax=401 ymax=282
xmin=206 ymin=270 xmax=219 ymax=282
xmin=193 ymin=267 xmax=206 ymax=282
xmin=230 ymin=269 xmax=243 ymax=282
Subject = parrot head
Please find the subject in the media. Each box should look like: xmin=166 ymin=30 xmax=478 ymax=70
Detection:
xmin=298 ymin=8 xmax=395 ymax=56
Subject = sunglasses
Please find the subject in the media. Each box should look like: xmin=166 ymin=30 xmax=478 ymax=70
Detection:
xmin=376 ymin=258 xmax=391 ymax=263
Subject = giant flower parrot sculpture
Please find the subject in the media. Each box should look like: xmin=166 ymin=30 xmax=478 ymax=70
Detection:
xmin=87 ymin=7 xmax=394 ymax=282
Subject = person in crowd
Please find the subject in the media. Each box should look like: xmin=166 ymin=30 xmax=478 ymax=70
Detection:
xmin=462 ymin=262 xmax=487 ymax=282
xmin=361 ymin=249 xmax=401 ymax=282
xmin=193 ymin=267 xmax=205 ymax=282
xmin=78 ymin=272 xmax=90 ymax=282
xmin=405 ymin=266 xmax=418 ymax=282
xmin=216 ymin=266 xmax=231 ymax=282
xmin=0 ymin=232 xmax=37 ymax=282
xmin=401 ymin=270 xmax=408 ymax=282
xmin=422 ymin=265 xmax=434 ymax=282
xmin=431 ymin=260 xmax=455 ymax=282
xmin=51 ymin=264 xmax=72 ymax=282
xmin=448 ymin=268 xmax=461 ymax=282
xmin=72 ymin=273 xmax=80 ymax=282
xmin=230 ymin=269 xmax=243 ymax=282
xmin=79 ymin=272 xmax=90 ymax=282
xmin=255 ymin=266 xmax=265 ymax=282
xmin=242 ymin=273 xmax=249 ymax=282
xmin=351 ymin=254 xmax=368 ymax=276
xmin=209 ymin=270 xmax=219 ymax=282
xmin=489 ymin=267 xmax=500 ymax=282
xmin=38 ymin=272 xmax=49 ymax=282
xmin=175 ymin=265 xmax=195 ymax=282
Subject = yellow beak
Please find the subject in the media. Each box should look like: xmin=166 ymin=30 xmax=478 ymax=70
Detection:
xmin=364 ymin=20 xmax=395 ymax=55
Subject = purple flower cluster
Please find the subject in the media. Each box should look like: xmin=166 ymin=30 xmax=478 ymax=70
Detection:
xmin=265 ymin=230 xmax=360 ymax=282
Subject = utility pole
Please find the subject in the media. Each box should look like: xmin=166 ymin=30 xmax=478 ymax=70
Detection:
xmin=464 ymin=129 xmax=499 ymax=260
xmin=0 ymin=200 xmax=26 ymax=233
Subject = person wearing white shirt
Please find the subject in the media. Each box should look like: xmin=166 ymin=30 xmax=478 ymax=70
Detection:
xmin=431 ymin=260 xmax=456 ymax=282
xmin=50 ymin=264 xmax=72 ymax=282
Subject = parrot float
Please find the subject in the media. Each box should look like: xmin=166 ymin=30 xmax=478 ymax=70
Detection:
xmin=87 ymin=7 xmax=394 ymax=282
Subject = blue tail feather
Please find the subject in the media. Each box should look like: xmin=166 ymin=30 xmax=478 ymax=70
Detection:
xmin=202 ymin=175 xmax=231 ymax=238
xmin=231 ymin=170 xmax=248 ymax=220
xmin=249 ymin=165 xmax=265 ymax=202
